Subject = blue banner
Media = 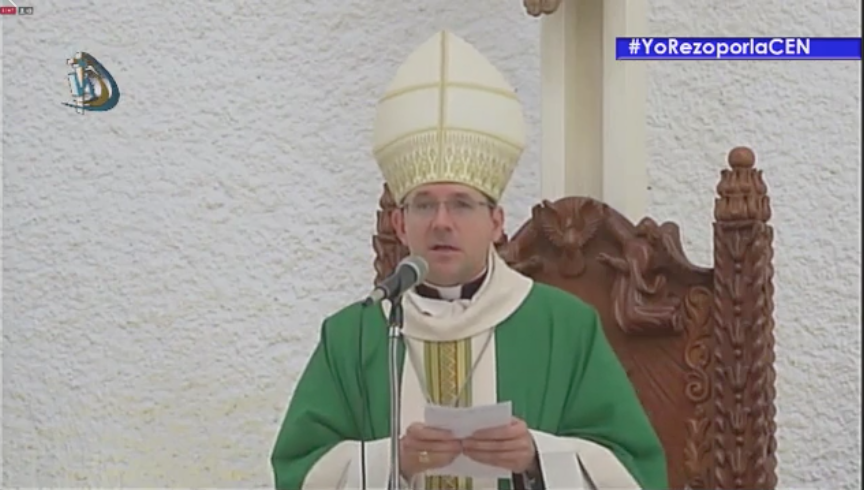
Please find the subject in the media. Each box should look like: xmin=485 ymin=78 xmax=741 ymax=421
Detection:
xmin=616 ymin=37 xmax=862 ymax=60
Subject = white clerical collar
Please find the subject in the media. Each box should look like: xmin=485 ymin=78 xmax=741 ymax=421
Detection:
xmin=389 ymin=247 xmax=535 ymax=341
xmin=421 ymin=267 xmax=488 ymax=301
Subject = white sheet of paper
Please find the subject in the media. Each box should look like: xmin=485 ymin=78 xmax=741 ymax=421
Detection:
xmin=423 ymin=401 xmax=513 ymax=479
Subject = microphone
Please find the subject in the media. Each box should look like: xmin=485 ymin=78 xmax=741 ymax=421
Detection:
xmin=362 ymin=255 xmax=429 ymax=306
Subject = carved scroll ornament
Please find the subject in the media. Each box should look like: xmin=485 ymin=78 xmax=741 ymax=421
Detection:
xmin=599 ymin=215 xmax=710 ymax=337
xmin=497 ymin=196 xmax=712 ymax=337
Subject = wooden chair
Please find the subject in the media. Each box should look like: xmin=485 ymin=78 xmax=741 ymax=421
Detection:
xmin=371 ymin=146 xmax=777 ymax=490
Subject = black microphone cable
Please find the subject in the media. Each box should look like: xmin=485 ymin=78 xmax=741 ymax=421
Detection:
xmin=357 ymin=304 xmax=374 ymax=490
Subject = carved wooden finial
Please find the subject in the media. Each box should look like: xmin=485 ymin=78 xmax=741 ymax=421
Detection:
xmin=711 ymin=145 xmax=778 ymax=489
xmin=524 ymin=0 xmax=563 ymax=17
xmin=727 ymin=146 xmax=755 ymax=169
xmin=714 ymin=146 xmax=771 ymax=223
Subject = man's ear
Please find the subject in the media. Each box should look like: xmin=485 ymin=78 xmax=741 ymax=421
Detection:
xmin=491 ymin=206 xmax=505 ymax=242
xmin=391 ymin=208 xmax=409 ymax=245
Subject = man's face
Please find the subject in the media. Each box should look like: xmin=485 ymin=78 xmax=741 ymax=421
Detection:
xmin=392 ymin=183 xmax=504 ymax=287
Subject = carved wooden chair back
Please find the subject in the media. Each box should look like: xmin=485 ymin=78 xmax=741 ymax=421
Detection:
xmin=371 ymin=147 xmax=778 ymax=490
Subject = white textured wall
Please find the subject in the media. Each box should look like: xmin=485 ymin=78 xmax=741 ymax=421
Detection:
xmin=1 ymin=1 xmax=541 ymax=487
xmin=1 ymin=1 xmax=859 ymax=489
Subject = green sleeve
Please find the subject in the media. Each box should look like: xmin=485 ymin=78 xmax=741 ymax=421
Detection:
xmin=561 ymin=309 xmax=669 ymax=490
xmin=270 ymin=322 xmax=360 ymax=490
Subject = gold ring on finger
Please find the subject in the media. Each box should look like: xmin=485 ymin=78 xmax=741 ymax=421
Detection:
xmin=418 ymin=450 xmax=430 ymax=464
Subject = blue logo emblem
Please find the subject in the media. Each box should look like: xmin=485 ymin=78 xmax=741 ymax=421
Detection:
xmin=63 ymin=52 xmax=120 ymax=114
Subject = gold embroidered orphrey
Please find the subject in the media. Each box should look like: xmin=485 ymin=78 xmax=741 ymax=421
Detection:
xmin=406 ymin=326 xmax=496 ymax=490
xmin=424 ymin=339 xmax=472 ymax=490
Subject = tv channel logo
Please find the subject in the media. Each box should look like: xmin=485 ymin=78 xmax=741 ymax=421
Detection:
xmin=63 ymin=52 xmax=121 ymax=114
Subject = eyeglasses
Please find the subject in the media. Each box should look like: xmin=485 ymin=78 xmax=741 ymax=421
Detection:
xmin=402 ymin=199 xmax=492 ymax=219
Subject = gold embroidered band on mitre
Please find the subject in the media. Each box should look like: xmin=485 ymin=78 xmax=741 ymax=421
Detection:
xmin=374 ymin=128 xmax=523 ymax=203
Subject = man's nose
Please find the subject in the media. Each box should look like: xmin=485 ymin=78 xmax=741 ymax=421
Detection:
xmin=430 ymin=203 xmax=456 ymax=229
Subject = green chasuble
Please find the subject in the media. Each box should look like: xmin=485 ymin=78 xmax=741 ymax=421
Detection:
xmin=271 ymin=250 xmax=668 ymax=490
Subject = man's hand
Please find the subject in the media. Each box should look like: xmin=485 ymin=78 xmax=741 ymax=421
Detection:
xmin=399 ymin=423 xmax=462 ymax=480
xmin=461 ymin=417 xmax=537 ymax=474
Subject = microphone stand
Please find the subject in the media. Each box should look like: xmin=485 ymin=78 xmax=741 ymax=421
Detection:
xmin=387 ymin=294 xmax=405 ymax=490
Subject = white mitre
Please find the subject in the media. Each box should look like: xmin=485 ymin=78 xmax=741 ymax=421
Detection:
xmin=372 ymin=30 xmax=527 ymax=203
